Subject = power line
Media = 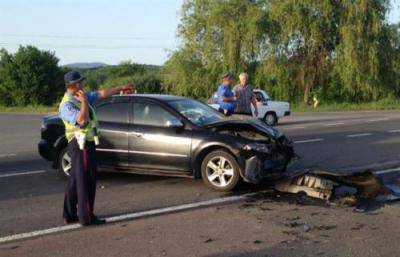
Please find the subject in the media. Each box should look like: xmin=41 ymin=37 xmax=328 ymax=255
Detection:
xmin=0 ymin=33 xmax=170 ymax=40
xmin=0 ymin=42 xmax=173 ymax=50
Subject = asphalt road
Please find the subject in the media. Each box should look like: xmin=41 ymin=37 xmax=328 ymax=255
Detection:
xmin=1 ymin=111 xmax=400 ymax=256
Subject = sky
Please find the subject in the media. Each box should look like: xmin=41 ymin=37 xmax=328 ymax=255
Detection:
xmin=0 ymin=0 xmax=399 ymax=66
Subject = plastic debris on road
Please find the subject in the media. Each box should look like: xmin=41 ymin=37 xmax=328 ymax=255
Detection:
xmin=274 ymin=169 xmax=400 ymax=205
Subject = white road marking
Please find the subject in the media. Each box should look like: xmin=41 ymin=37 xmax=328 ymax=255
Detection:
xmin=374 ymin=167 xmax=400 ymax=175
xmin=324 ymin=122 xmax=344 ymax=127
xmin=346 ymin=133 xmax=372 ymax=138
xmin=0 ymin=170 xmax=46 ymax=178
xmin=0 ymin=153 xmax=16 ymax=158
xmin=294 ymin=138 xmax=324 ymax=144
xmin=0 ymin=224 xmax=82 ymax=244
xmin=0 ymin=192 xmax=259 ymax=244
xmin=285 ymin=126 xmax=306 ymax=130
xmin=388 ymin=129 xmax=400 ymax=133
xmin=367 ymin=118 xmax=389 ymax=122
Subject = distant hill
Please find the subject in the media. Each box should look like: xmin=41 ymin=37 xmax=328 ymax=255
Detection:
xmin=64 ymin=62 xmax=108 ymax=69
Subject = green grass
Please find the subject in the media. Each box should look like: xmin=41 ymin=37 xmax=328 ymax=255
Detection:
xmin=0 ymin=105 xmax=57 ymax=115
xmin=291 ymin=98 xmax=400 ymax=113
xmin=1 ymin=97 xmax=400 ymax=115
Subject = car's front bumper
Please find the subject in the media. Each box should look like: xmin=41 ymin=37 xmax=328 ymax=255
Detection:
xmin=243 ymin=155 xmax=289 ymax=183
xmin=38 ymin=140 xmax=55 ymax=161
xmin=241 ymin=137 xmax=294 ymax=184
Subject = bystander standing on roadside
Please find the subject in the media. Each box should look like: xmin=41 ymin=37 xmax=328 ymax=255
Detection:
xmin=233 ymin=73 xmax=258 ymax=118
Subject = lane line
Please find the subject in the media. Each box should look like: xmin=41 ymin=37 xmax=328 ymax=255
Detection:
xmin=367 ymin=118 xmax=389 ymax=122
xmin=0 ymin=153 xmax=16 ymax=158
xmin=2 ymin=165 xmax=400 ymax=244
xmin=0 ymin=224 xmax=82 ymax=244
xmin=284 ymin=126 xmax=306 ymax=130
xmin=0 ymin=192 xmax=258 ymax=244
xmin=375 ymin=167 xmax=400 ymax=175
xmin=324 ymin=122 xmax=344 ymax=127
xmin=388 ymin=129 xmax=400 ymax=133
xmin=346 ymin=133 xmax=372 ymax=138
xmin=0 ymin=170 xmax=46 ymax=178
xmin=294 ymin=138 xmax=324 ymax=144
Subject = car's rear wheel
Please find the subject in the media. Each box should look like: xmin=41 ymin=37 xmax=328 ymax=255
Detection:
xmin=58 ymin=148 xmax=71 ymax=178
xmin=263 ymin=112 xmax=278 ymax=126
xmin=201 ymin=150 xmax=241 ymax=191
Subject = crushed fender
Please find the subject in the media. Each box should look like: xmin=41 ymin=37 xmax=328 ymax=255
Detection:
xmin=274 ymin=169 xmax=400 ymax=205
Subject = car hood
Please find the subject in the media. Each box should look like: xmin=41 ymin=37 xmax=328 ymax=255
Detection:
xmin=204 ymin=119 xmax=282 ymax=139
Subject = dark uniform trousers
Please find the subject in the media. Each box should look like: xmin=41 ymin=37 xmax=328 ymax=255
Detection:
xmin=63 ymin=139 xmax=98 ymax=225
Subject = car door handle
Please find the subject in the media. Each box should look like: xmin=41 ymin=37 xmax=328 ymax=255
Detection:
xmin=131 ymin=132 xmax=143 ymax=138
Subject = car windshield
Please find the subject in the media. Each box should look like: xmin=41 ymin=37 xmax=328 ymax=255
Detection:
xmin=168 ymin=99 xmax=225 ymax=126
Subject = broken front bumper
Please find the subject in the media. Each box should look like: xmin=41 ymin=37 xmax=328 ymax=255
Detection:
xmin=243 ymin=154 xmax=289 ymax=184
xmin=241 ymin=136 xmax=295 ymax=184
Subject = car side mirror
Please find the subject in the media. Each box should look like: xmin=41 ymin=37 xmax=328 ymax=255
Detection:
xmin=166 ymin=119 xmax=184 ymax=129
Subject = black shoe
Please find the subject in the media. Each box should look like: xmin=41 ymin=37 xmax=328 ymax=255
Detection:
xmin=64 ymin=217 xmax=79 ymax=225
xmin=90 ymin=215 xmax=106 ymax=225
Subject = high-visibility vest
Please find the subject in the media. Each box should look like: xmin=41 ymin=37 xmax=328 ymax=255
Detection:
xmin=59 ymin=93 xmax=99 ymax=142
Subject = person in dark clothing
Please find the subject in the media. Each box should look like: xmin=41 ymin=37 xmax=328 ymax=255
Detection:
xmin=59 ymin=70 xmax=134 ymax=226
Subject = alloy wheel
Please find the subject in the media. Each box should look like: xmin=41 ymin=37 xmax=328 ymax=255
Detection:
xmin=206 ymin=156 xmax=234 ymax=188
xmin=61 ymin=151 xmax=72 ymax=177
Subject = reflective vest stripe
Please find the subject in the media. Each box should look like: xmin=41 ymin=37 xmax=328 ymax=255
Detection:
xmin=59 ymin=93 xmax=99 ymax=142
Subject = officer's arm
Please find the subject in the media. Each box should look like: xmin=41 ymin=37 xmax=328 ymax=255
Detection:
xmin=76 ymin=91 xmax=90 ymax=126
xmin=97 ymin=84 xmax=135 ymax=99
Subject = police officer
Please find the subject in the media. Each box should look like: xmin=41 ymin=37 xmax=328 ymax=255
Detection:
xmin=216 ymin=73 xmax=237 ymax=116
xmin=60 ymin=71 xmax=134 ymax=226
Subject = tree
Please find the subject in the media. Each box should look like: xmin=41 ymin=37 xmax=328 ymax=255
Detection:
xmin=333 ymin=0 xmax=393 ymax=102
xmin=0 ymin=46 xmax=63 ymax=106
xmin=164 ymin=0 xmax=399 ymax=104
xmin=163 ymin=0 xmax=269 ymax=99
xmin=263 ymin=0 xmax=340 ymax=104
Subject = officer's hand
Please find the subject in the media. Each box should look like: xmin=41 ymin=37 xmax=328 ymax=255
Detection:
xmin=122 ymin=83 xmax=135 ymax=94
xmin=75 ymin=90 xmax=88 ymax=103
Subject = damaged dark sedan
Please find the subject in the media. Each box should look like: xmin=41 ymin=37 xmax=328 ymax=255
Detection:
xmin=39 ymin=94 xmax=295 ymax=191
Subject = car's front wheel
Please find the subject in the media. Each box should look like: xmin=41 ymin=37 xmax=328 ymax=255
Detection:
xmin=201 ymin=150 xmax=241 ymax=191
xmin=58 ymin=148 xmax=71 ymax=178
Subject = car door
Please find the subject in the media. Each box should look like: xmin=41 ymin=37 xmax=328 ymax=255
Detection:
xmin=95 ymin=97 xmax=131 ymax=166
xmin=129 ymin=99 xmax=191 ymax=172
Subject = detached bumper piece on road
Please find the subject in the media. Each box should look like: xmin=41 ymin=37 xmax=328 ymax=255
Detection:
xmin=275 ymin=169 xmax=400 ymax=207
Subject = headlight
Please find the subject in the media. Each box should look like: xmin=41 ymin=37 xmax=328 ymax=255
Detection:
xmin=243 ymin=143 xmax=271 ymax=154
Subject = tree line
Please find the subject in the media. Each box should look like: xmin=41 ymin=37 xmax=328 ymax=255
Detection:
xmin=0 ymin=47 xmax=163 ymax=106
xmin=1 ymin=0 xmax=399 ymax=107
xmin=163 ymin=0 xmax=400 ymax=104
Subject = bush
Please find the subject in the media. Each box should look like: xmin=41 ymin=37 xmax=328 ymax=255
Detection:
xmin=100 ymin=72 xmax=164 ymax=94
xmin=0 ymin=46 xmax=64 ymax=106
